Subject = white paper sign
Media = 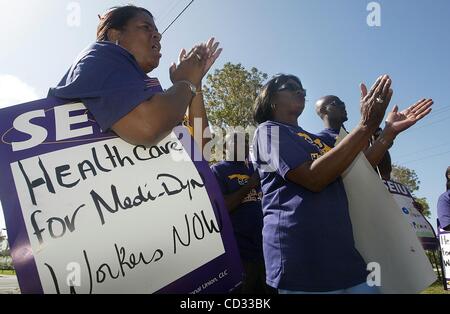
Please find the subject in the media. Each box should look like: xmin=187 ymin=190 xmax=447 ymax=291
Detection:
xmin=439 ymin=233 xmax=450 ymax=287
xmin=337 ymin=129 xmax=436 ymax=294
xmin=11 ymin=133 xmax=225 ymax=294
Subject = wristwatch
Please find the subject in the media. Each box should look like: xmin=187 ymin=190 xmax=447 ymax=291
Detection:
xmin=178 ymin=80 xmax=197 ymax=96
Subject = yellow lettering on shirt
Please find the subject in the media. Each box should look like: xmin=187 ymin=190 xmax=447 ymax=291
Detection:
xmin=228 ymin=174 xmax=250 ymax=185
xmin=297 ymin=132 xmax=333 ymax=160
xmin=242 ymin=189 xmax=263 ymax=203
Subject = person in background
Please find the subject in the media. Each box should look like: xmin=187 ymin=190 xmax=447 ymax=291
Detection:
xmin=437 ymin=167 xmax=450 ymax=231
xmin=49 ymin=5 xmax=221 ymax=152
xmin=210 ymin=132 xmax=270 ymax=294
xmin=314 ymin=95 xmax=349 ymax=147
xmin=376 ymin=143 xmax=393 ymax=181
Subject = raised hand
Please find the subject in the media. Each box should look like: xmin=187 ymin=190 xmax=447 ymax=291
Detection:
xmin=359 ymin=75 xmax=393 ymax=132
xmin=202 ymin=37 xmax=223 ymax=77
xmin=385 ymin=98 xmax=433 ymax=135
xmin=169 ymin=44 xmax=207 ymax=86
xmin=171 ymin=38 xmax=222 ymax=86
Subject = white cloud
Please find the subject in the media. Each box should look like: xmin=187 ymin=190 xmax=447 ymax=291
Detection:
xmin=0 ymin=74 xmax=38 ymax=109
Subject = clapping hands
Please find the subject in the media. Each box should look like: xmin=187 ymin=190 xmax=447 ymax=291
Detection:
xmin=169 ymin=38 xmax=222 ymax=87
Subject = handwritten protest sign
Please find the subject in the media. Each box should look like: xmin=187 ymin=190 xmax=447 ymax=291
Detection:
xmin=438 ymin=228 xmax=450 ymax=290
xmin=383 ymin=180 xmax=438 ymax=250
xmin=0 ymin=98 xmax=242 ymax=294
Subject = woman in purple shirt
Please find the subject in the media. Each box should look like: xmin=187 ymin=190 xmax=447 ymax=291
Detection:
xmin=251 ymin=74 xmax=433 ymax=293
xmin=49 ymin=5 xmax=221 ymax=150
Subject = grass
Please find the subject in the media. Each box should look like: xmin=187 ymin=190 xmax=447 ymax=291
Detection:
xmin=0 ymin=269 xmax=16 ymax=276
xmin=420 ymin=280 xmax=450 ymax=294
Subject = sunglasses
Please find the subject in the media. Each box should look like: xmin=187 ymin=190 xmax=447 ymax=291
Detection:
xmin=328 ymin=99 xmax=346 ymax=108
xmin=276 ymin=82 xmax=307 ymax=97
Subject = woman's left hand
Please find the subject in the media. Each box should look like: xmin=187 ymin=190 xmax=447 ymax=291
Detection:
xmin=177 ymin=38 xmax=223 ymax=82
xmin=202 ymin=37 xmax=222 ymax=76
xmin=385 ymin=98 xmax=433 ymax=135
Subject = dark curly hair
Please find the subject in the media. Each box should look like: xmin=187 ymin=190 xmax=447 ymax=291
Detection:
xmin=97 ymin=5 xmax=153 ymax=41
xmin=446 ymin=166 xmax=450 ymax=190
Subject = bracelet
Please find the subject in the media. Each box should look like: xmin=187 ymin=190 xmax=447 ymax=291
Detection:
xmin=378 ymin=134 xmax=394 ymax=147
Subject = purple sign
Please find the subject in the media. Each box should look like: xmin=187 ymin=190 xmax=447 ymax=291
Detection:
xmin=0 ymin=98 xmax=242 ymax=294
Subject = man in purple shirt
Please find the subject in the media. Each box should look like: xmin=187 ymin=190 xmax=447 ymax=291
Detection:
xmin=315 ymin=95 xmax=348 ymax=147
xmin=437 ymin=167 xmax=450 ymax=231
xmin=315 ymin=95 xmax=395 ymax=172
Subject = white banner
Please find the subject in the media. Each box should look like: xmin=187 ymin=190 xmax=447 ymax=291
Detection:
xmin=337 ymin=129 xmax=436 ymax=294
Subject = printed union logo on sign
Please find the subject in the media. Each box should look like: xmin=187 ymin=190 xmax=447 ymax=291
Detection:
xmin=0 ymin=99 xmax=242 ymax=294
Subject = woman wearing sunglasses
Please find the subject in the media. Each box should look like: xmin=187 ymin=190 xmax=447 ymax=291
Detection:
xmin=251 ymin=74 xmax=400 ymax=294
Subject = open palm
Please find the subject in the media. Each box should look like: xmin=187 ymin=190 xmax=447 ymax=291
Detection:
xmin=176 ymin=38 xmax=223 ymax=79
xmin=385 ymin=99 xmax=433 ymax=134
xmin=202 ymin=37 xmax=222 ymax=76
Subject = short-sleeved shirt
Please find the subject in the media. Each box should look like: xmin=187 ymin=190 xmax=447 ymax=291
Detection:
xmin=211 ymin=161 xmax=264 ymax=262
xmin=438 ymin=190 xmax=450 ymax=230
xmin=316 ymin=128 xmax=340 ymax=148
xmin=251 ymin=120 xmax=367 ymax=292
xmin=48 ymin=41 xmax=163 ymax=132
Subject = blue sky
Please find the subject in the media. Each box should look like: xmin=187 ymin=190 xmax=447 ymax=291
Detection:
xmin=0 ymin=0 xmax=449 ymax=232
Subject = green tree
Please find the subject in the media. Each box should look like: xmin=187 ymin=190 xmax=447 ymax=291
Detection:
xmin=203 ymin=62 xmax=268 ymax=129
xmin=414 ymin=197 xmax=431 ymax=219
xmin=391 ymin=164 xmax=420 ymax=193
xmin=391 ymin=164 xmax=431 ymax=218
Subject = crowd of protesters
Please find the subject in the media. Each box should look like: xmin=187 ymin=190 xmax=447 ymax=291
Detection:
xmin=49 ymin=4 xmax=442 ymax=294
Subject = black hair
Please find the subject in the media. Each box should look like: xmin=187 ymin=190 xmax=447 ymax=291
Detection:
xmin=97 ymin=5 xmax=153 ymax=41
xmin=253 ymin=74 xmax=303 ymax=124
xmin=446 ymin=166 xmax=450 ymax=190
xmin=377 ymin=151 xmax=392 ymax=179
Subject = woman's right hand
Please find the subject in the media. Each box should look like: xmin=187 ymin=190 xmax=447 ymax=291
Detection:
xmin=169 ymin=44 xmax=208 ymax=87
xmin=359 ymin=75 xmax=393 ymax=132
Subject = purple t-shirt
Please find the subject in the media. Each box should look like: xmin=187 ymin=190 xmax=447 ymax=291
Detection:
xmin=48 ymin=41 xmax=163 ymax=132
xmin=316 ymin=128 xmax=339 ymax=148
xmin=211 ymin=161 xmax=264 ymax=262
xmin=438 ymin=190 xmax=450 ymax=230
xmin=251 ymin=120 xmax=367 ymax=292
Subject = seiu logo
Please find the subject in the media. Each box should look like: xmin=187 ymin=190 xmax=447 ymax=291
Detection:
xmin=4 ymin=102 xmax=99 ymax=152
